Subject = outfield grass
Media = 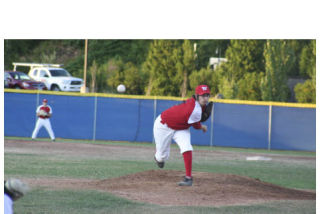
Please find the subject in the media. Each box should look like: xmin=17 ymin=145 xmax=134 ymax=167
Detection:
xmin=4 ymin=137 xmax=316 ymax=214
xmin=5 ymin=136 xmax=316 ymax=157
xmin=15 ymin=189 xmax=315 ymax=214
xmin=5 ymin=152 xmax=315 ymax=190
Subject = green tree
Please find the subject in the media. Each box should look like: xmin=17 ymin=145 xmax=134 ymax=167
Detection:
xmin=179 ymin=40 xmax=196 ymax=97
xmin=193 ymin=40 xmax=230 ymax=69
xmin=84 ymin=40 xmax=151 ymax=66
xmin=215 ymin=40 xmax=265 ymax=99
xmin=83 ymin=60 xmax=109 ymax=93
xmin=123 ymin=62 xmax=146 ymax=95
xmin=65 ymin=40 xmax=151 ymax=77
xmin=95 ymin=62 xmax=113 ymax=93
xmin=219 ymin=76 xmax=238 ymax=99
xmin=286 ymin=40 xmax=310 ymax=77
xmin=215 ymin=62 xmax=238 ymax=99
xmin=261 ymin=40 xmax=294 ymax=102
xmin=144 ymin=40 xmax=183 ymax=96
xmin=237 ymin=72 xmax=264 ymax=100
xmin=294 ymin=80 xmax=316 ymax=103
xmin=4 ymin=40 xmax=42 ymax=70
xmin=144 ymin=40 xmax=212 ymax=97
xmin=223 ymin=40 xmax=265 ymax=81
xmin=40 ymin=50 xmax=57 ymax=64
xmin=189 ymin=67 xmax=220 ymax=97
xmin=106 ymin=58 xmax=125 ymax=93
xmin=88 ymin=60 xmax=98 ymax=92
xmin=294 ymin=40 xmax=316 ymax=103
xmin=299 ymin=41 xmax=316 ymax=78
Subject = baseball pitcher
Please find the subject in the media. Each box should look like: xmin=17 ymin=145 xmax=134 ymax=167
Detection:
xmin=31 ymin=99 xmax=55 ymax=141
xmin=153 ymin=85 xmax=213 ymax=186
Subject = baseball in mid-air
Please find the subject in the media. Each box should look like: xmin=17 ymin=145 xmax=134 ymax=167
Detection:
xmin=117 ymin=84 xmax=126 ymax=93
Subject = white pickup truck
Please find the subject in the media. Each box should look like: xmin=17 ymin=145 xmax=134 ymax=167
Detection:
xmin=13 ymin=62 xmax=84 ymax=92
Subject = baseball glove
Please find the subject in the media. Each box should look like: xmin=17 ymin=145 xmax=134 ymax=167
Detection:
xmin=200 ymin=101 xmax=213 ymax=122
xmin=4 ymin=178 xmax=29 ymax=201
xmin=38 ymin=110 xmax=47 ymax=117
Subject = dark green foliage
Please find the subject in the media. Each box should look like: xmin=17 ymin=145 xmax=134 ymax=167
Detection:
xmin=123 ymin=62 xmax=146 ymax=95
xmin=223 ymin=40 xmax=266 ymax=80
xmin=286 ymin=40 xmax=311 ymax=77
xmin=105 ymin=58 xmax=125 ymax=92
xmin=189 ymin=67 xmax=220 ymax=97
xmin=87 ymin=60 xmax=99 ymax=92
xmin=294 ymin=40 xmax=316 ymax=103
xmin=143 ymin=40 xmax=183 ymax=96
xmin=294 ymin=80 xmax=316 ymax=103
xmin=83 ymin=40 xmax=151 ymax=66
xmin=193 ymin=40 xmax=230 ymax=69
xmin=4 ymin=39 xmax=315 ymax=103
xmin=237 ymin=72 xmax=264 ymax=101
xmin=215 ymin=40 xmax=265 ymax=99
xmin=179 ymin=40 xmax=195 ymax=97
xmin=261 ymin=40 xmax=294 ymax=102
xmin=4 ymin=40 xmax=42 ymax=70
xmin=299 ymin=40 xmax=316 ymax=78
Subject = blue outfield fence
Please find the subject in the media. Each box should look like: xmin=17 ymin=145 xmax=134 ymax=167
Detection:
xmin=271 ymin=106 xmax=316 ymax=151
xmin=212 ymin=103 xmax=270 ymax=149
xmin=4 ymin=90 xmax=316 ymax=151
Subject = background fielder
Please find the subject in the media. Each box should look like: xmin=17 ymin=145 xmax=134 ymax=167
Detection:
xmin=31 ymin=99 xmax=55 ymax=141
xmin=153 ymin=85 xmax=213 ymax=186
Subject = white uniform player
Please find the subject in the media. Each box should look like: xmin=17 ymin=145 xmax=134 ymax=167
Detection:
xmin=153 ymin=85 xmax=211 ymax=186
xmin=4 ymin=178 xmax=29 ymax=214
xmin=31 ymin=99 xmax=55 ymax=141
xmin=4 ymin=193 xmax=13 ymax=214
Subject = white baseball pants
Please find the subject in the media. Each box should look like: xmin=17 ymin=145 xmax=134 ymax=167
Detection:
xmin=32 ymin=118 xmax=55 ymax=140
xmin=153 ymin=115 xmax=193 ymax=162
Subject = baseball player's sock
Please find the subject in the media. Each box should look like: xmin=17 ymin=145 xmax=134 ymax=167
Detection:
xmin=182 ymin=151 xmax=192 ymax=177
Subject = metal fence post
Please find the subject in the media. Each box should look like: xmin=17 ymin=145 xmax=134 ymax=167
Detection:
xmin=268 ymin=105 xmax=272 ymax=150
xmin=152 ymin=98 xmax=157 ymax=144
xmin=210 ymin=102 xmax=215 ymax=147
xmin=35 ymin=91 xmax=39 ymax=121
xmin=93 ymin=95 xmax=98 ymax=142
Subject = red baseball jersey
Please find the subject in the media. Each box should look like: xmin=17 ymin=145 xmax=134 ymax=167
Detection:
xmin=160 ymin=98 xmax=204 ymax=130
xmin=36 ymin=105 xmax=52 ymax=119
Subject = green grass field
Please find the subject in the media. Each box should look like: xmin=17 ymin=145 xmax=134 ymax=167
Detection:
xmin=4 ymin=137 xmax=316 ymax=214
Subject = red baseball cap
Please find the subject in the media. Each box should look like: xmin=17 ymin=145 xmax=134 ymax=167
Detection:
xmin=43 ymin=99 xmax=48 ymax=103
xmin=195 ymin=85 xmax=210 ymax=95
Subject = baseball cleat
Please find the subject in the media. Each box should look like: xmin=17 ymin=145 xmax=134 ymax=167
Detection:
xmin=178 ymin=176 xmax=193 ymax=186
xmin=154 ymin=156 xmax=165 ymax=168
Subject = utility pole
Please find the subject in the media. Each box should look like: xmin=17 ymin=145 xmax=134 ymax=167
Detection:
xmin=81 ymin=39 xmax=88 ymax=93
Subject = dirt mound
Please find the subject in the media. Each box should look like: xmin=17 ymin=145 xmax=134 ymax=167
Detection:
xmin=25 ymin=170 xmax=315 ymax=207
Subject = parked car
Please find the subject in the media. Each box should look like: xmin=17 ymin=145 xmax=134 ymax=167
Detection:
xmin=29 ymin=67 xmax=83 ymax=91
xmin=12 ymin=62 xmax=83 ymax=92
xmin=29 ymin=67 xmax=83 ymax=92
xmin=4 ymin=72 xmax=9 ymax=88
xmin=4 ymin=71 xmax=48 ymax=90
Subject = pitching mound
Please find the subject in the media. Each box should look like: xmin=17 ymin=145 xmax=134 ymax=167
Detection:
xmin=97 ymin=170 xmax=315 ymax=206
xmin=26 ymin=170 xmax=315 ymax=207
